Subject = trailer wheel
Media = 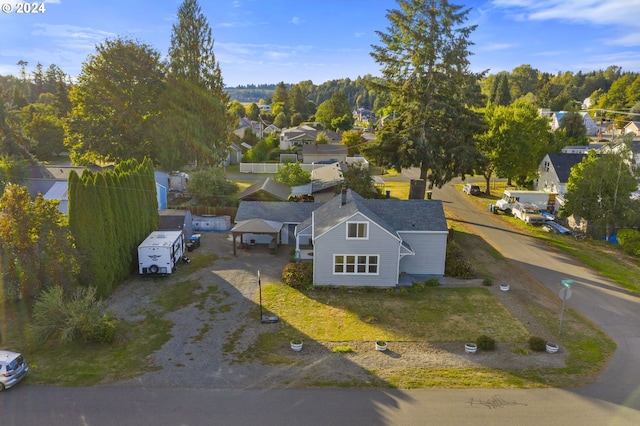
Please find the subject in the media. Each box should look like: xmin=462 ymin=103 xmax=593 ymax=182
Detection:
xmin=149 ymin=265 xmax=159 ymax=274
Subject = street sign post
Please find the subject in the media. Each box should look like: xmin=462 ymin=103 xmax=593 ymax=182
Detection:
xmin=558 ymin=280 xmax=574 ymax=334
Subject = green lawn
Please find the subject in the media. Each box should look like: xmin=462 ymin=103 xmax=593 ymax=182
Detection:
xmin=260 ymin=284 xmax=528 ymax=343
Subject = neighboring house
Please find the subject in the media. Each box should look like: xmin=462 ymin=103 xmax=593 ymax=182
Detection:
xmin=238 ymin=177 xmax=291 ymax=201
xmin=42 ymin=181 xmax=69 ymax=214
xmin=301 ymin=143 xmax=348 ymax=164
xmin=233 ymin=117 xmax=280 ymax=140
xmin=235 ymin=200 xmax=320 ymax=246
xmin=159 ymin=209 xmax=193 ymax=240
xmin=624 ymin=121 xmax=640 ymax=136
xmin=353 ymin=108 xmax=375 ymax=122
xmin=295 ymin=189 xmax=448 ymax=287
xmin=223 ymin=143 xmax=242 ymax=167
xmin=551 ymin=111 xmax=599 ymax=136
xmin=154 ymin=170 xmax=168 ymax=210
xmin=290 ymin=162 xmax=345 ymax=197
xmin=536 ymin=152 xmax=586 ymax=208
xmin=279 ymin=125 xmax=341 ymax=150
xmin=561 ymin=143 xmax=605 ymax=154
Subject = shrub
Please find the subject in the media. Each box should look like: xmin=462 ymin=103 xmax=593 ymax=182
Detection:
xmin=445 ymin=241 xmax=475 ymax=278
xmin=282 ymin=262 xmax=313 ymax=289
xmin=86 ymin=314 xmax=117 ymax=344
xmin=28 ymin=285 xmax=118 ymax=345
xmin=528 ymin=336 xmax=546 ymax=352
xmin=332 ymin=345 xmax=355 ymax=353
xmin=617 ymin=229 xmax=640 ymax=257
xmin=425 ymin=278 xmax=441 ymax=287
xmin=476 ymin=334 xmax=496 ymax=351
xmin=512 ymin=346 xmax=531 ymax=355
xmin=483 ymin=277 xmax=493 ymax=286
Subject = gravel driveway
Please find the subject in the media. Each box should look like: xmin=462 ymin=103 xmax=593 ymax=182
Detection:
xmin=107 ymin=231 xmax=566 ymax=389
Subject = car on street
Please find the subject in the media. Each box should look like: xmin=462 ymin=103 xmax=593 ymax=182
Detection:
xmin=0 ymin=350 xmax=29 ymax=391
xmin=462 ymin=183 xmax=481 ymax=195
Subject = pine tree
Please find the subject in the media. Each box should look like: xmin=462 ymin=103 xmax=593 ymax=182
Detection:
xmin=168 ymin=0 xmax=226 ymax=102
xmin=368 ymin=0 xmax=486 ymax=193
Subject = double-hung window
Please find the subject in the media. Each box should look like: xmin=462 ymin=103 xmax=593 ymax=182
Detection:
xmin=346 ymin=221 xmax=368 ymax=239
xmin=334 ymin=255 xmax=378 ymax=275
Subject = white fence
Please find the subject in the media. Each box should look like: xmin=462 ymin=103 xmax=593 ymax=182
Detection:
xmin=239 ymin=157 xmax=368 ymax=174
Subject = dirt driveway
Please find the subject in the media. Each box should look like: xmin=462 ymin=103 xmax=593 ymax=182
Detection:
xmin=108 ymin=230 xmax=566 ymax=389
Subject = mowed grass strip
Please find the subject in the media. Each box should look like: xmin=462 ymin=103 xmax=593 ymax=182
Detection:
xmin=260 ymin=284 xmax=529 ymax=343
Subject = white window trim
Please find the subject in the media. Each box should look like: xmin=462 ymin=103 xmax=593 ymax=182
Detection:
xmin=346 ymin=221 xmax=369 ymax=240
xmin=333 ymin=254 xmax=379 ymax=275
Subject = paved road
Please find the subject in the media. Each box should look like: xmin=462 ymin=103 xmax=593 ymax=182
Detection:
xmin=430 ymin=178 xmax=640 ymax=410
xmin=2 ymin=385 xmax=638 ymax=425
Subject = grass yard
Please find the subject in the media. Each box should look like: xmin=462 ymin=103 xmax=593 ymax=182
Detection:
xmin=260 ymin=284 xmax=529 ymax=343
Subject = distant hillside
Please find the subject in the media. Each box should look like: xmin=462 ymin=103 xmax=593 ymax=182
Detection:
xmin=225 ymin=84 xmax=276 ymax=103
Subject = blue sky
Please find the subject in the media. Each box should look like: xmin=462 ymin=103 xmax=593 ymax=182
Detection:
xmin=1 ymin=0 xmax=639 ymax=87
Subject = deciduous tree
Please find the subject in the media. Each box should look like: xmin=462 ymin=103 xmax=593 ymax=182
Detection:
xmin=275 ymin=162 xmax=311 ymax=187
xmin=64 ymin=37 xmax=165 ymax=165
xmin=562 ymin=146 xmax=638 ymax=239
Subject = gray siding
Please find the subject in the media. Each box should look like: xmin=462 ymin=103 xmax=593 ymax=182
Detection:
xmin=313 ymin=213 xmax=399 ymax=287
xmin=398 ymin=232 xmax=448 ymax=276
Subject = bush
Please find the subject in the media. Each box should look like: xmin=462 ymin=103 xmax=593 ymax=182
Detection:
xmin=476 ymin=334 xmax=496 ymax=351
xmin=85 ymin=314 xmax=117 ymax=344
xmin=483 ymin=278 xmax=493 ymax=286
xmin=282 ymin=262 xmax=313 ymax=289
xmin=617 ymin=229 xmax=640 ymax=257
xmin=28 ymin=285 xmax=118 ymax=345
xmin=528 ymin=335 xmax=546 ymax=352
xmin=445 ymin=241 xmax=475 ymax=278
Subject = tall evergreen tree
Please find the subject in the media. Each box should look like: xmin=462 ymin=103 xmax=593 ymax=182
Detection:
xmin=367 ymin=0 xmax=486 ymax=193
xmin=168 ymin=0 xmax=226 ymax=102
xmin=161 ymin=0 xmax=231 ymax=169
xmin=490 ymin=72 xmax=512 ymax=106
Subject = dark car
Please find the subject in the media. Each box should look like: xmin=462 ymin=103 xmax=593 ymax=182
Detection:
xmin=462 ymin=183 xmax=481 ymax=195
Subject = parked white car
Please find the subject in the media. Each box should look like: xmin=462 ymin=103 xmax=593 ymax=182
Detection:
xmin=0 ymin=350 xmax=29 ymax=391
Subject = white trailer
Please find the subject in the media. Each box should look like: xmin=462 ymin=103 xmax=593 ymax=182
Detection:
xmin=495 ymin=190 xmax=555 ymax=213
xmin=138 ymin=231 xmax=185 ymax=275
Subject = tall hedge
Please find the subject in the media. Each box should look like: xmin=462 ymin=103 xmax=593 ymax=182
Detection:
xmin=68 ymin=158 xmax=159 ymax=297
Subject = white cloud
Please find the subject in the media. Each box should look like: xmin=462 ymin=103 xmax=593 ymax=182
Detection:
xmin=289 ymin=17 xmax=301 ymax=25
xmin=477 ymin=42 xmax=515 ymax=51
xmin=491 ymin=0 xmax=640 ymax=46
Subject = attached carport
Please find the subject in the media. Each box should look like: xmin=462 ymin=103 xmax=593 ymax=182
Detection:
xmin=231 ymin=219 xmax=283 ymax=256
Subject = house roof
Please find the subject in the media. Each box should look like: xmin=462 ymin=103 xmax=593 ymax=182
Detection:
xmin=43 ymin=181 xmax=68 ymax=200
xmin=313 ymin=189 xmax=448 ymax=239
xmin=290 ymin=163 xmax=345 ymax=195
xmin=235 ymin=201 xmax=321 ymax=223
xmin=238 ymin=177 xmax=291 ymax=201
xmin=282 ymin=125 xmax=342 ymax=143
xmin=231 ymin=219 xmax=283 ymax=234
xmin=547 ymin=153 xmax=586 ymax=183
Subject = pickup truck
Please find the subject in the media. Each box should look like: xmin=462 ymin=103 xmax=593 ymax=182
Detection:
xmin=511 ymin=202 xmax=546 ymax=224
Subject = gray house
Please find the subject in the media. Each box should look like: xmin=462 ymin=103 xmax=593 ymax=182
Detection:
xmin=296 ymin=189 xmax=448 ymax=287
